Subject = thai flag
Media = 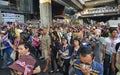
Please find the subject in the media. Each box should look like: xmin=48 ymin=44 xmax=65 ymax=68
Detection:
xmin=15 ymin=20 xmax=19 ymax=26
xmin=3 ymin=33 xmax=8 ymax=41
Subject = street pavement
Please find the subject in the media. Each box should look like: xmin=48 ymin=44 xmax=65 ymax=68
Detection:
xmin=0 ymin=59 xmax=63 ymax=75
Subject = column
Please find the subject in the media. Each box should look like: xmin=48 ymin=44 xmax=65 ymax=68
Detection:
xmin=0 ymin=10 xmax=2 ymax=24
xmin=39 ymin=0 xmax=52 ymax=28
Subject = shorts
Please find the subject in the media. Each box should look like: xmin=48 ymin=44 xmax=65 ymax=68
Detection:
xmin=42 ymin=49 xmax=50 ymax=59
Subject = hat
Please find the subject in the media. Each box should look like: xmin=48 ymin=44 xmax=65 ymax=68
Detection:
xmin=61 ymin=35 xmax=68 ymax=40
xmin=9 ymin=55 xmax=36 ymax=75
xmin=80 ymin=40 xmax=92 ymax=51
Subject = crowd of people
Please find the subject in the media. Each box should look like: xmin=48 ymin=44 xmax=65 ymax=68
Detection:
xmin=0 ymin=21 xmax=120 ymax=75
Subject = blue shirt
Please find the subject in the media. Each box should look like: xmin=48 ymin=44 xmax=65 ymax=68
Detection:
xmin=74 ymin=59 xmax=103 ymax=75
xmin=4 ymin=39 xmax=13 ymax=53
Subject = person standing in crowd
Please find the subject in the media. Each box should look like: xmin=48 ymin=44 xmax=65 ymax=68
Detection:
xmin=69 ymin=38 xmax=81 ymax=75
xmin=49 ymin=31 xmax=61 ymax=73
xmin=73 ymin=45 xmax=103 ymax=75
xmin=91 ymin=25 xmax=103 ymax=64
xmin=0 ymin=29 xmax=14 ymax=69
xmin=40 ymin=27 xmax=51 ymax=72
xmin=115 ymin=42 xmax=120 ymax=75
xmin=103 ymin=27 xmax=120 ymax=75
xmin=32 ymin=31 xmax=40 ymax=58
xmin=9 ymin=42 xmax=41 ymax=75
xmin=117 ymin=24 xmax=120 ymax=39
xmin=77 ymin=27 xmax=84 ymax=41
xmin=20 ymin=31 xmax=38 ymax=59
xmin=94 ymin=28 xmax=107 ymax=65
xmin=71 ymin=38 xmax=81 ymax=63
xmin=66 ymin=28 xmax=72 ymax=45
xmin=59 ymin=36 xmax=72 ymax=75
xmin=54 ymin=27 xmax=63 ymax=43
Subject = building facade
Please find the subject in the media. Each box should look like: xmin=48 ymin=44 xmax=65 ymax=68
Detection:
xmin=0 ymin=0 xmax=33 ymax=23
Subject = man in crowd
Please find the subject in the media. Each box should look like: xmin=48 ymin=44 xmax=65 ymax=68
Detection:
xmin=73 ymin=44 xmax=103 ymax=75
xmin=103 ymin=27 xmax=120 ymax=75
xmin=40 ymin=27 xmax=51 ymax=72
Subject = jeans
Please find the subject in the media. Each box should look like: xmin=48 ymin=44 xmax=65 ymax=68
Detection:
xmin=51 ymin=51 xmax=58 ymax=71
xmin=2 ymin=50 xmax=14 ymax=68
xmin=63 ymin=59 xmax=70 ymax=75
xmin=103 ymin=54 xmax=115 ymax=75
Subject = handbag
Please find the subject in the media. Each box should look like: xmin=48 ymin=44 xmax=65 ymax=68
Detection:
xmin=10 ymin=50 xmax=16 ymax=61
xmin=57 ymin=57 xmax=64 ymax=67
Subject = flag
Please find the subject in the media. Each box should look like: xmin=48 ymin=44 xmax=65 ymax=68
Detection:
xmin=9 ymin=55 xmax=36 ymax=75
xmin=3 ymin=33 xmax=8 ymax=41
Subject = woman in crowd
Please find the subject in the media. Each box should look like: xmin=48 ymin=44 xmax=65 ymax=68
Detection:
xmin=32 ymin=31 xmax=40 ymax=58
xmin=69 ymin=38 xmax=81 ymax=75
xmin=59 ymin=36 xmax=72 ymax=75
xmin=49 ymin=31 xmax=61 ymax=73
xmin=9 ymin=42 xmax=41 ymax=75
xmin=71 ymin=38 xmax=81 ymax=63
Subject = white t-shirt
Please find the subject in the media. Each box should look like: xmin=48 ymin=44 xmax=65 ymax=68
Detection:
xmin=104 ymin=37 xmax=120 ymax=56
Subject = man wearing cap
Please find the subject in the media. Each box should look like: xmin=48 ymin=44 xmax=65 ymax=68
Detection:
xmin=73 ymin=46 xmax=103 ymax=75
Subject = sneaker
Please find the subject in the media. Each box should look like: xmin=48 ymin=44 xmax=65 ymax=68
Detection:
xmin=48 ymin=70 xmax=54 ymax=74
xmin=55 ymin=69 xmax=60 ymax=73
xmin=39 ymin=56 xmax=44 ymax=59
xmin=39 ymin=56 xmax=45 ymax=60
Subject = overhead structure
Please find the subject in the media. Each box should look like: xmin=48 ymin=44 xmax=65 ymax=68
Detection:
xmin=53 ymin=0 xmax=119 ymax=18
xmin=84 ymin=0 xmax=115 ymax=7
xmin=53 ymin=0 xmax=83 ymax=10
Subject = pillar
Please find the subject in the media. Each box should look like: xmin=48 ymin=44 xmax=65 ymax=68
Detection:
xmin=39 ymin=0 xmax=52 ymax=28
xmin=0 ymin=10 xmax=2 ymax=24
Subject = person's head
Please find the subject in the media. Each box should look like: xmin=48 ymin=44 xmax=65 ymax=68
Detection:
xmin=51 ymin=31 xmax=59 ymax=40
xmin=23 ymin=29 xmax=29 ymax=33
xmin=54 ymin=27 xmax=59 ymax=32
xmin=109 ymin=27 xmax=117 ymax=38
xmin=73 ymin=38 xmax=80 ymax=46
xmin=38 ymin=28 xmax=43 ymax=35
xmin=18 ymin=42 xmax=30 ymax=56
xmin=49 ymin=27 xmax=53 ymax=32
xmin=0 ymin=30 xmax=7 ymax=38
xmin=42 ymin=27 xmax=48 ymax=35
xmin=2 ymin=26 xmax=8 ymax=32
xmin=78 ymin=45 xmax=94 ymax=72
xmin=35 ymin=32 xmax=40 ymax=37
xmin=61 ymin=36 xmax=68 ymax=45
xmin=20 ymin=32 xmax=30 ymax=42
